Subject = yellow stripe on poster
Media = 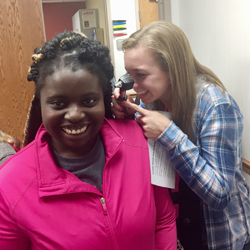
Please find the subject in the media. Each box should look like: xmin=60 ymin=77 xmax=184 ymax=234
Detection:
xmin=113 ymin=25 xmax=127 ymax=29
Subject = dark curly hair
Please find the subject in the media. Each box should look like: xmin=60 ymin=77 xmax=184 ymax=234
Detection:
xmin=24 ymin=31 xmax=114 ymax=146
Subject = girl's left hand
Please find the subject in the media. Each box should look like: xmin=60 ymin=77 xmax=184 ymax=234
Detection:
xmin=111 ymin=90 xmax=135 ymax=119
xmin=122 ymin=101 xmax=171 ymax=139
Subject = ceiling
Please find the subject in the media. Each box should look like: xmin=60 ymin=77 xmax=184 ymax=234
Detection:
xmin=42 ymin=0 xmax=86 ymax=3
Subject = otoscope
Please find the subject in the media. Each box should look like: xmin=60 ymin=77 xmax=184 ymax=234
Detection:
xmin=115 ymin=73 xmax=134 ymax=101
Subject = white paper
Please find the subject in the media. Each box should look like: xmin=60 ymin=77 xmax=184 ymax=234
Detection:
xmin=148 ymin=111 xmax=176 ymax=188
xmin=81 ymin=10 xmax=97 ymax=28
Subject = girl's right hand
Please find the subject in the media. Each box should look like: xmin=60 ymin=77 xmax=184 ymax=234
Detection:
xmin=121 ymin=101 xmax=171 ymax=139
xmin=111 ymin=88 xmax=136 ymax=119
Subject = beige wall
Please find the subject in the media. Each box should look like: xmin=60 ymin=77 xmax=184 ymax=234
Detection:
xmin=85 ymin=0 xmax=107 ymax=45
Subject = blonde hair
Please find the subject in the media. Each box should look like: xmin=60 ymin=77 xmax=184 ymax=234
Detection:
xmin=123 ymin=21 xmax=225 ymax=140
xmin=0 ymin=129 xmax=15 ymax=144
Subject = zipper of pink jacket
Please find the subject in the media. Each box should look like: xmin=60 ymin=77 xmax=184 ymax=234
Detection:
xmin=100 ymin=197 xmax=119 ymax=249
xmin=100 ymin=197 xmax=108 ymax=215
xmin=99 ymin=136 xmax=123 ymax=249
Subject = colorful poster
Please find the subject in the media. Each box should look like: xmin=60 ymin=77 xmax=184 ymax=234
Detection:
xmin=113 ymin=20 xmax=127 ymax=37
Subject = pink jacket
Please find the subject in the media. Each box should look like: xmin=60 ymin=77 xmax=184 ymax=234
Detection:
xmin=0 ymin=119 xmax=176 ymax=250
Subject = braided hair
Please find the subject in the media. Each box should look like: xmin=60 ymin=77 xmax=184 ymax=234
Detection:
xmin=24 ymin=31 xmax=114 ymax=146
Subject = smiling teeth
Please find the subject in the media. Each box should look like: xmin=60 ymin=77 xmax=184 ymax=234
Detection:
xmin=136 ymin=90 xmax=147 ymax=95
xmin=63 ymin=126 xmax=87 ymax=135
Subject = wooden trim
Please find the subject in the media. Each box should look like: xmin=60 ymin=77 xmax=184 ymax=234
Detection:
xmin=128 ymin=92 xmax=137 ymax=99
xmin=243 ymin=158 xmax=250 ymax=174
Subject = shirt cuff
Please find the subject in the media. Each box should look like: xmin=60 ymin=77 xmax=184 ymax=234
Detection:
xmin=156 ymin=121 xmax=184 ymax=150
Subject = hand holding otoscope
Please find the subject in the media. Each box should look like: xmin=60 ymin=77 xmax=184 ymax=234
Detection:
xmin=111 ymin=72 xmax=135 ymax=118
xmin=115 ymin=72 xmax=134 ymax=101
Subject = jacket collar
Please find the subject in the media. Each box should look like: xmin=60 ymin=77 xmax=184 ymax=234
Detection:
xmin=36 ymin=118 xmax=123 ymax=198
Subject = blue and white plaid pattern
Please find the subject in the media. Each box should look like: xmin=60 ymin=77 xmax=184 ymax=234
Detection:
xmin=141 ymin=79 xmax=250 ymax=250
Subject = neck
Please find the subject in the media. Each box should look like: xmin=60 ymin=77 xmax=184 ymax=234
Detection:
xmin=161 ymin=99 xmax=172 ymax=112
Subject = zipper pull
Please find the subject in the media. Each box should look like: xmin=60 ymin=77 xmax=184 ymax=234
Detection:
xmin=100 ymin=197 xmax=108 ymax=215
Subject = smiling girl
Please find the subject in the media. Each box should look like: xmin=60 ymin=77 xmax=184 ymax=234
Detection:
xmin=0 ymin=31 xmax=176 ymax=250
xmin=112 ymin=21 xmax=250 ymax=250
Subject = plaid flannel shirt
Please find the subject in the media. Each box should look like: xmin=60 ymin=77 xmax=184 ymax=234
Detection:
xmin=140 ymin=78 xmax=250 ymax=250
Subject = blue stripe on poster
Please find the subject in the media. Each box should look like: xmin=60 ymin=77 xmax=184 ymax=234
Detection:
xmin=113 ymin=22 xmax=126 ymax=25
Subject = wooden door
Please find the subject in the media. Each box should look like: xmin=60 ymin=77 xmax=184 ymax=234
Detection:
xmin=138 ymin=0 xmax=159 ymax=28
xmin=0 ymin=0 xmax=45 ymax=145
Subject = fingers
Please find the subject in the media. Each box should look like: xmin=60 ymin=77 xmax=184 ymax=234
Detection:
xmin=121 ymin=101 xmax=148 ymax=116
xmin=111 ymin=98 xmax=124 ymax=118
xmin=111 ymin=106 xmax=124 ymax=118
xmin=111 ymin=88 xmax=123 ymax=116
xmin=111 ymin=95 xmax=123 ymax=111
xmin=113 ymin=88 xmax=121 ymax=99
xmin=13 ymin=138 xmax=21 ymax=148
xmin=135 ymin=114 xmax=143 ymax=123
xmin=111 ymin=92 xmax=137 ymax=119
xmin=7 ymin=135 xmax=21 ymax=149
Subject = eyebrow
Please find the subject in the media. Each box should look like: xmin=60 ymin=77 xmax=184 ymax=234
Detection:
xmin=46 ymin=92 xmax=102 ymax=99
xmin=126 ymin=68 xmax=145 ymax=72
xmin=46 ymin=95 xmax=65 ymax=100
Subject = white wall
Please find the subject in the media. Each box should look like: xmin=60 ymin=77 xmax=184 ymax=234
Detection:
xmin=109 ymin=0 xmax=138 ymax=80
xmin=171 ymin=0 xmax=250 ymax=164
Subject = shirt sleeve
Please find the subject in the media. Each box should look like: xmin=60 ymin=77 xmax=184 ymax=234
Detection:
xmin=0 ymin=143 xmax=16 ymax=166
xmin=0 ymin=155 xmax=13 ymax=166
xmin=153 ymin=185 xmax=177 ymax=250
xmin=0 ymin=189 xmax=30 ymax=249
xmin=156 ymin=102 xmax=243 ymax=211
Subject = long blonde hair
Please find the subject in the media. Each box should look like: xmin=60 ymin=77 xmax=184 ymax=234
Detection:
xmin=0 ymin=129 xmax=15 ymax=144
xmin=123 ymin=21 xmax=225 ymax=140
